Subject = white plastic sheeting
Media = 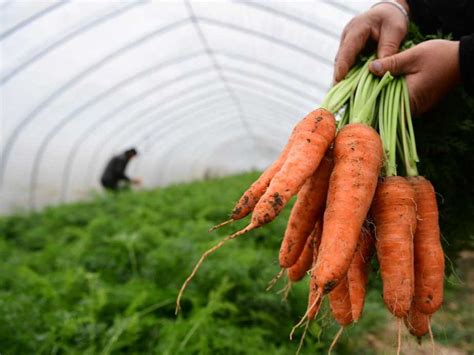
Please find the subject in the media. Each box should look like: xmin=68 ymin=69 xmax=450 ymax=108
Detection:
xmin=0 ymin=0 xmax=373 ymax=213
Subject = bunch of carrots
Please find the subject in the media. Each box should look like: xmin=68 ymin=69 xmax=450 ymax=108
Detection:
xmin=175 ymin=54 xmax=445 ymax=354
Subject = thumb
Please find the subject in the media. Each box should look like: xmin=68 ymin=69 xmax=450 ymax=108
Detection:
xmin=370 ymin=50 xmax=412 ymax=77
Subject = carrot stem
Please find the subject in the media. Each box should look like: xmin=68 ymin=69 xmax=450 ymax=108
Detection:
xmin=352 ymin=71 xmax=393 ymax=125
xmin=403 ymin=80 xmax=419 ymax=162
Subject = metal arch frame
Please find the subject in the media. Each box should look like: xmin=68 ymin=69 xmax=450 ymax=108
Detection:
xmin=29 ymin=67 xmax=221 ymax=207
xmin=228 ymin=79 xmax=320 ymax=109
xmin=145 ymin=110 xmax=291 ymax=179
xmin=84 ymin=90 xmax=233 ymax=184
xmin=86 ymin=93 xmax=294 ymax=189
xmin=221 ymin=65 xmax=320 ymax=102
xmin=196 ymin=16 xmax=334 ymax=66
xmin=77 ymin=72 xmax=312 ymax=189
xmin=232 ymin=0 xmax=340 ymax=39
xmin=0 ymin=17 xmax=192 ymax=185
xmin=188 ymin=133 xmax=283 ymax=179
xmin=26 ymin=46 xmax=321 ymax=206
xmin=213 ymin=49 xmax=324 ymax=89
xmin=153 ymin=132 xmax=253 ymax=186
xmin=71 ymin=64 xmax=306 ymax=193
xmin=0 ymin=10 xmax=337 ymax=187
xmin=131 ymin=104 xmax=240 ymax=158
xmin=55 ymin=80 xmax=224 ymax=204
xmin=147 ymin=119 xmax=247 ymax=184
xmin=89 ymin=82 xmax=304 ymax=182
xmin=123 ymin=96 xmax=293 ymax=165
xmin=184 ymin=0 xmax=253 ymax=145
xmin=31 ymin=48 xmax=320 ymax=206
xmin=1 ymin=1 xmax=148 ymax=83
xmin=107 ymin=85 xmax=304 ymax=184
xmin=178 ymin=133 xmax=280 ymax=186
xmin=98 ymin=65 xmax=314 ymax=156
xmin=152 ymin=130 xmax=253 ymax=186
xmin=89 ymin=54 xmax=314 ymax=164
xmin=0 ymin=0 xmax=71 ymax=41
xmin=83 ymin=83 xmax=301 ymax=188
xmin=26 ymin=52 xmax=209 ymax=204
xmin=173 ymin=114 xmax=289 ymax=179
xmin=147 ymin=116 xmax=288 ymax=184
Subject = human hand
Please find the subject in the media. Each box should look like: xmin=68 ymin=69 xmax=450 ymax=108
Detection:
xmin=369 ymin=39 xmax=461 ymax=116
xmin=334 ymin=0 xmax=409 ymax=82
xmin=131 ymin=178 xmax=142 ymax=186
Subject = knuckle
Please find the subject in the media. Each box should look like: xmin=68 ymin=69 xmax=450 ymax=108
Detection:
xmin=391 ymin=23 xmax=407 ymax=36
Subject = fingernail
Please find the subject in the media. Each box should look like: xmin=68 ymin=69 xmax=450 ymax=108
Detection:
xmin=371 ymin=60 xmax=383 ymax=74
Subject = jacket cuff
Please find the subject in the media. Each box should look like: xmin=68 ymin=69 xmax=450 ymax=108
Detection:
xmin=460 ymin=35 xmax=474 ymax=95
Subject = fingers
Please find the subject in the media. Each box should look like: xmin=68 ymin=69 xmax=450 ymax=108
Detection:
xmin=369 ymin=48 xmax=414 ymax=77
xmin=334 ymin=24 xmax=371 ymax=82
xmin=377 ymin=22 xmax=406 ymax=59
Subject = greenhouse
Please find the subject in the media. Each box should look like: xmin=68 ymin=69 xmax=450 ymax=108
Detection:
xmin=1 ymin=1 xmax=473 ymax=354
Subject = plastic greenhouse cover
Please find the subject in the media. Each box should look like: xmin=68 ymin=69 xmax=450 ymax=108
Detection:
xmin=0 ymin=0 xmax=373 ymax=214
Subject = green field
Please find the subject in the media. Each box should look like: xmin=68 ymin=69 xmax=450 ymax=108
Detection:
xmin=0 ymin=173 xmax=472 ymax=354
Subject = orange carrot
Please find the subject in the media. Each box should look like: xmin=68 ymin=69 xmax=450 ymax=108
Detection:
xmin=372 ymin=176 xmax=417 ymax=318
xmin=229 ymin=142 xmax=293 ymax=222
xmin=288 ymin=221 xmax=322 ymax=282
xmin=308 ymin=223 xmax=324 ymax=320
xmin=404 ymin=305 xmax=429 ymax=337
xmin=217 ymin=108 xmax=334 ymax=229
xmin=249 ymin=108 xmax=336 ymax=228
xmin=313 ymin=123 xmax=383 ymax=293
xmin=409 ymin=176 xmax=445 ymax=315
xmin=347 ymin=226 xmax=375 ymax=322
xmin=328 ymin=276 xmax=353 ymax=326
xmin=178 ymin=109 xmax=335 ymax=313
xmin=279 ymin=150 xmax=333 ymax=268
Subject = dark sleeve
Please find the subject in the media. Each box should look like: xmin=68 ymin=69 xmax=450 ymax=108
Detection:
xmin=407 ymin=0 xmax=474 ymax=95
xmin=459 ymin=34 xmax=474 ymax=95
xmin=406 ymin=0 xmax=440 ymax=34
xmin=114 ymin=157 xmax=130 ymax=181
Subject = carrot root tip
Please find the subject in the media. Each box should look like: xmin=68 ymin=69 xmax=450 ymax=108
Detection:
xmin=266 ymin=268 xmax=285 ymax=292
xmin=208 ymin=219 xmax=234 ymax=232
xmin=328 ymin=326 xmax=344 ymax=355
xmin=295 ymin=319 xmax=310 ymax=355
xmin=397 ymin=318 xmax=402 ymax=355
xmin=175 ymin=228 xmax=248 ymax=315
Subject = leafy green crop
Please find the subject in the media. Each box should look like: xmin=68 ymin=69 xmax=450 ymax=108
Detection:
xmin=0 ymin=174 xmax=471 ymax=354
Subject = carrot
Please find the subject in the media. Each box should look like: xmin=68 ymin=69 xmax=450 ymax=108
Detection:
xmin=372 ymin=176 xmax=417 ymax=318
xmin=409 ymin=176 xmax=445 ymax=315
xmin=229 ymin=141 xmax=293 ymax=221
xmin=212 ymin=108 xmax=334 ymax=232
xmin=250 ymin=108 xmax=335 ymax=228
xmin=307 ymin=221 xmax=324 ymax=321
xmin=347 ymin=226 xmax=375 ymax=322
xmin=404 ymin=305 xmax=429 ymax=337
xmin=313 ymin=123 xmax=383 ymax=293
xmin=328 ymin=276 xmax=353 ymax=326
xmin=279 ymin=150 xmax=333 ymax=268
xmin=288 ymin=221 xmax=322 ymax=282
xmin=308 ymin=231 xmax=323 ymax=319
xmin=178 ymin=109 xmax=335 ymax=313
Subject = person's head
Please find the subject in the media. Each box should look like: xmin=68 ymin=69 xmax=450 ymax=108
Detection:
xmin=124 ymin=148 xmax=138 ymax=160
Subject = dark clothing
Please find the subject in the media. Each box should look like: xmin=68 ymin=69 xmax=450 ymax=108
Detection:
xmin=407 ymin=0 xmax=474 ymax=94
xmin=101 ymin=153 xmax=131 ymax=190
